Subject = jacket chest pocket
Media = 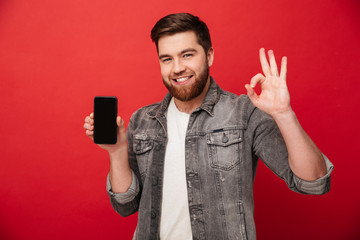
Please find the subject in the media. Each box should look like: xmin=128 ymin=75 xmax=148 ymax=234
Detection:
xmin=133 ymin=138 xmax=153 ymax=181
xmin=207 ymin=129 xmax=243 ymax=171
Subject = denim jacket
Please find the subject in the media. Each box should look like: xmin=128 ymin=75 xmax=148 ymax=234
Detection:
xmin=107 ymin=77 xmax=333 ymax=240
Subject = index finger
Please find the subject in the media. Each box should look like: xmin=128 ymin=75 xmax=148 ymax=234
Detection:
xmin=84 ymin=112 xmax=94 ymax=123
xmin=259 ymin=48 xmax=271 ymax=77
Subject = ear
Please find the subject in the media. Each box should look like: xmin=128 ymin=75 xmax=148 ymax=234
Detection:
xmin=207 ymin=47 xmax=214 ymax=67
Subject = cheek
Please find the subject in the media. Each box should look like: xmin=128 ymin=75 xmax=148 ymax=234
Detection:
xmin=189 ymin=57 xmax=208 ymax=73
xmin=191 ymin=62 xmax=206 ymax=75
xmin=160 ymin=65 xmax=171 ymax=79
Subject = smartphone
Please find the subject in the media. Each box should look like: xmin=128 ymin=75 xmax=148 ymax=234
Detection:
xmin=93 ymin=96 xmax=118 ymax=144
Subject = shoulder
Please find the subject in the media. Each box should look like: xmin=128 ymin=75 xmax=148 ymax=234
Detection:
xmin=222 ymin=90 xmax=253 ymax=108
xmin=129 ymin=101 xmax=162 ymax=123
xmin=217 ymin=88 xmax=274 ymax=127
xmin=216 ymin=89 xmax=257 ymax=121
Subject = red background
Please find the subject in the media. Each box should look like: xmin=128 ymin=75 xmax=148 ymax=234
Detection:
xmin=1 ymin=0 xmax=359 ymax=239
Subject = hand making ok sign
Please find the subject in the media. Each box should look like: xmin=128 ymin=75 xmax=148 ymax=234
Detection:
xmin=245 ymin=48 xmax=291 ymax=118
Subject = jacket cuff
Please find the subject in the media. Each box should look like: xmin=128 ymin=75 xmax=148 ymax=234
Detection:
xmin=106 ymin=170 xmax=139 ymax=204
xmin=293 ymin=153 xmax=334 ymax=195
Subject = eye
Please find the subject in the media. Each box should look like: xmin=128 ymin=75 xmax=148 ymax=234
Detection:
xmin=162 ymin=58 xmax=172 ymax=63
xmin=183 ymin=53 xmax=193 ymax=58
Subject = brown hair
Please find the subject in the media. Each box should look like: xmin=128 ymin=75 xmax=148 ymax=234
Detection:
xmin=151 ymin=13 xmax=212 ymax=53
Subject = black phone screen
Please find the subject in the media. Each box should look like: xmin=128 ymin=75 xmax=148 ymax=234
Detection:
xmin=93 ymin=96 xmax=118 ymax=144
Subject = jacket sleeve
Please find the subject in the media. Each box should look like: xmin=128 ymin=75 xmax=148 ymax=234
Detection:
xmin=106 ymin=118 xmax=142 ymax=216
xmin=247 ymin=107 xmax=334 ymax=195
xmin=292 ymin=154 xmax=333 ymax=194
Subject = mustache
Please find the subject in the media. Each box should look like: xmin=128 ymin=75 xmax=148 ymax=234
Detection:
xmin=171 ymin=72 xmax=193 ymax=78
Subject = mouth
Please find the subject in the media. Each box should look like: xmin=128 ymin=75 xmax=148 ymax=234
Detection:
xmin=172 ymin=75 xmax=194 ymax=84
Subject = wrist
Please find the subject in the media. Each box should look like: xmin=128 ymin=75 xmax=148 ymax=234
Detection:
xmin=108 ymin=145 xmax=128 ymax=163
xmin=107 ymin=142 xmax=127 ymax=154
xmin=271 ymin=108 xmax=296 ymax=123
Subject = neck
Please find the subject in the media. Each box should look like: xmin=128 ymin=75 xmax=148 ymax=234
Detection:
xmin=174 ymin=77 xmax=211 ymax=114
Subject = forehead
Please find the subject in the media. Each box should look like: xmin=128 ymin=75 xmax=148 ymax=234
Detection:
xmin=157 ymin=31 xmax=202 ymax=55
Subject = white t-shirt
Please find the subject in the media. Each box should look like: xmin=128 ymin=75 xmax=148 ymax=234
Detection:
xmin=160 ymin=97 xmax=193 ymax=240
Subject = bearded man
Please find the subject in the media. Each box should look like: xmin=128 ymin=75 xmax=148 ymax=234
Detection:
xmin=83 ymin=13 xmax=333 ymax=240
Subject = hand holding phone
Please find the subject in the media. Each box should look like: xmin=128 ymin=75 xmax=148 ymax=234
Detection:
xmin=83 ymin=98 xmax=132 ymax=193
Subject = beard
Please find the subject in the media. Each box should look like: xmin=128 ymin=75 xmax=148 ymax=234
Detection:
xmin=162 ymin=63 xmax=209 ymax=102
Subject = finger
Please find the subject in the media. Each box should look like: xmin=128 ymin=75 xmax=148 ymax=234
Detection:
xmin=280 ymin=56 xmax=287 ymax=81
xmin=245 ymin=84 xmax=258 ymax=103
xmin=250 ymin=73 xmax=266 ymax=88
xmin=116 ymin=116 xmax=124 ymax=127
xmin=85 ymin=116 xmax=94 ymax=124
xmin=268 ymin=50 xmax=279 ymax=77
xmin=83 ymin=123 xmax=94 ymax=130
xmin=85 ymin=116 xmax=91 ymax=123
xmin=117 ymin=116 xmax=126 ymax=133
xmin=90 ymin=112 xmax=94 ymax=119
xmin=116 ymin=116 xmax=121 ymax=126
xmin=259 ymin=48 xmax=271 ymax=77
xmin=86 ymin=129 xmax=94 ymax=137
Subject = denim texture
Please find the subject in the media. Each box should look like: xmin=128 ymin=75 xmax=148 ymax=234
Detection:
xmin=107 ymin=77 xmax=333 ymax=240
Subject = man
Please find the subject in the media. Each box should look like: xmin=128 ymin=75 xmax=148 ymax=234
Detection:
xmin=83 ymin=13 xmax=333 ymax=240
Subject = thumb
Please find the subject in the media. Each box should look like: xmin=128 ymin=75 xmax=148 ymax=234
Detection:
xmin=116 ymin=116 xmax=126 ymax=134
xmin=116 ymin=116 xmax=127 ymax=144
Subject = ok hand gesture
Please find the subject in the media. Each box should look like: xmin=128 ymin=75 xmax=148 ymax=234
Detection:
xmin=245 ymin=48 xmax=291 ymax=118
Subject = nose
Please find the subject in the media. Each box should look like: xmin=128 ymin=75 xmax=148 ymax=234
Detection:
xmin=173 ymin=59 xmax=186 ymax=74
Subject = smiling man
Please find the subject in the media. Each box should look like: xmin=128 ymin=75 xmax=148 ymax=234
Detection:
xmin=83 ymin=13 xmax=333 ymax=240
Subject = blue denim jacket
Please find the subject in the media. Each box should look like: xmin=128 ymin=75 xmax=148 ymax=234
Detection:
xmin=107 ymin=77 xmax=333 ymax=240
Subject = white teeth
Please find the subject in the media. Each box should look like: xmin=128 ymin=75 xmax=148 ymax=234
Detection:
xmin=176 ymin=76 xmax=191 ymax=82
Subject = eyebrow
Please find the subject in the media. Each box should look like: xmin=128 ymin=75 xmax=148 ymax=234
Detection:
xmin=158 ymin=48 xmax=198 ymax=60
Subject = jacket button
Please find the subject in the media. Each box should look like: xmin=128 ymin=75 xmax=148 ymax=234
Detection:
xmin=135 ymin=143 xmax=141 ymax=151
xmin=222 ymin=135 xmax=229 ymax=143
xmin=151 ymin=210 xmax=157 ymax=219
xmin=155 ymin=144 xmax=161 ymax=151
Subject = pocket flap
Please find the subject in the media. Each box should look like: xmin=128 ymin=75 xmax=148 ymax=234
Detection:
xmin=133 ymin=139 xmax=153 ymax=154
xmin=207 ymin=129 xmax=243 ymax=147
